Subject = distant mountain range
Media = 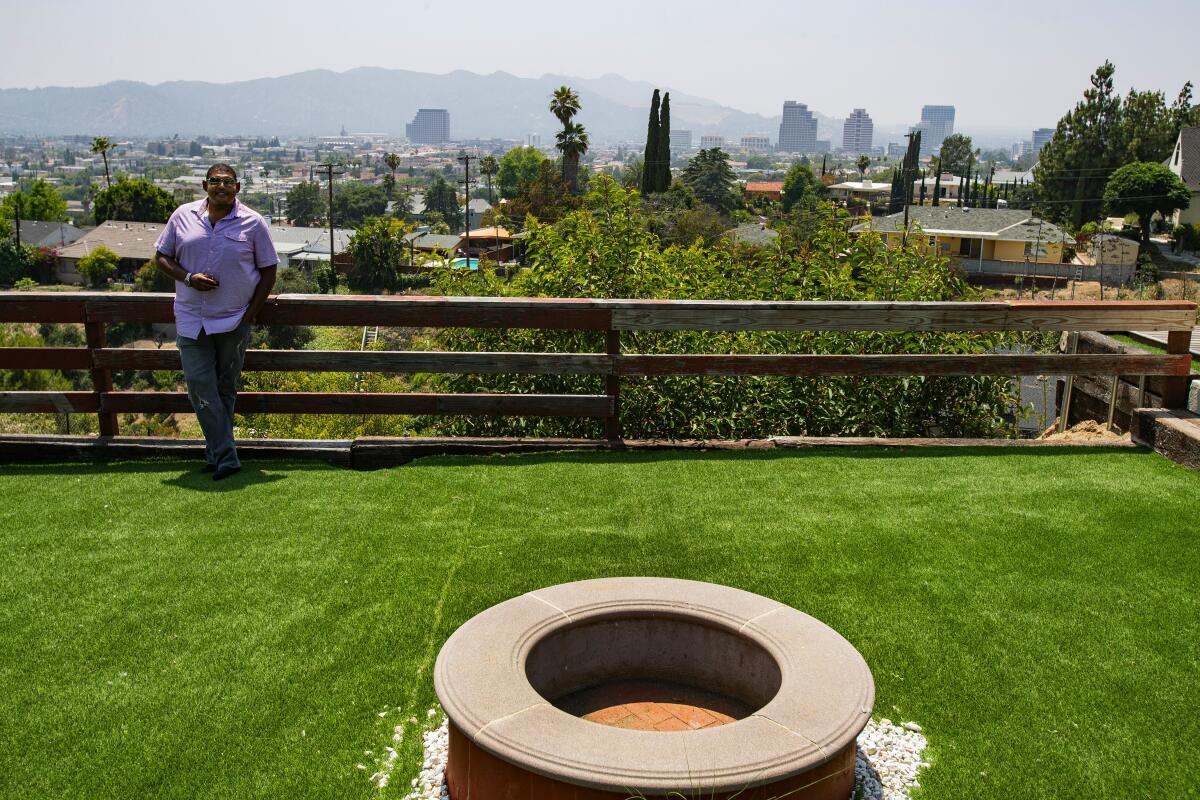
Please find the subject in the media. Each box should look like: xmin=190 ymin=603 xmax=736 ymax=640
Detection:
xmin=0 ymin=67 xmax=845 ymax=143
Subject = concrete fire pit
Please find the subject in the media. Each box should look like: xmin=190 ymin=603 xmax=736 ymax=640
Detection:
xmin=433 ymin=577 xmax=874 ymax=799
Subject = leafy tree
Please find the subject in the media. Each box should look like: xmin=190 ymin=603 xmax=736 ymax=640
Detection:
xmin=346 ymin=217 xmax=407 ymax=293
xmin=656 ymin=93 xmax=672 ymax=193
xmin=937 ymin=134 xmax=974 ymax=174
xmin=0 ymin=240 xmax=33 ymax=287
xmin=555 ymin=121 xmax=590 ymax=194
xmin=93 ymin=177 xmax=175 ymax=223
xmin=781 ymin=161 xmax=823 ymax=212
xmin=479 ymin=155 xmax=499 ymax=204
xmin=134 ymin=259 xmax=173 ymax=292
xmin=681 ymin=148 xmax=739 ymax=215
xmin=0 ymin=180 xmax=68 ymax=224
xmin=641 ymin=89 xmax=661 ymax=194
xmin=496 ymin=147 xmax=548 ymax=199
xmin=391 ymin=184 xmax=415 ymax=220
xmin=332 ymin=182 xmax=388 ymax=227
xmin=286 ymin=181 xmax=326 ymax=226
xmin=423 ymin=175 xmax=461 ymax=230
xmin=91 ymin=136 xmax=114 ymax=188
xmin=503 ymin=161 xmax=580 ymax=227
xmin=77 ymin=245 xmax=120 ymax=288
xmin=383 ymin=152 xmax=402 ymax=199
xmin=1103 ymin=162 xmax=1191 ymax=244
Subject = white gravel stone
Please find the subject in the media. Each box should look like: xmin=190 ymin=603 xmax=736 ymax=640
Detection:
xmin=393 ymin=708 xmax=928 ymax=800
xmin=853 ymin=718 xmax=929 ymax=800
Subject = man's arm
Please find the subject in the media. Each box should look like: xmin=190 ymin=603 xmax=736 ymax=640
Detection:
xmin=156 ymin=251 xmax=218 ymax=290
xmin=245 ymin=265 xmax=277 ymax=324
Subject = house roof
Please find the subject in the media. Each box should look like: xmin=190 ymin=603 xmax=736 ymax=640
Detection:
xmin=829 ymin=181 xmax=891 ymax=194
xmin=57 ymin=221 xmax=165 ymax=261
xmin=1173 ymin=127 xmax=1200 ymax=191
xmin=408 ymin=233 xmax=462 ymax=252
xmin=15 ymin=221 xmax=86 ymax=249
xmin=744 ymin=182 xmax=784 ymax=193
xmin=463 ymin=227 xmax=511 ymax=239
xmin=852 ymin=206 xmax=1071 ymax=243
xmin=726 ymin=223 xmax=780 ymax=247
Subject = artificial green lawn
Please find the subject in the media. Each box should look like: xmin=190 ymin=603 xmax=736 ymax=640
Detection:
xmin=1 ymin=448 xmax=1197 ymax=799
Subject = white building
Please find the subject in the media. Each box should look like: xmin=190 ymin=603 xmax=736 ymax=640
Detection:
xmin=1032 ymin=128 xmax=1054 ymax=154
xmin=700 ymin=134 xmax=725 ymax=149
xmin=740 ymin=135 xmax=772 ymax=153
xmin=670 ymin=130 xmax=693 ymax=152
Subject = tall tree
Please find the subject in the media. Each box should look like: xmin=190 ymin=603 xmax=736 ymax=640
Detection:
xmin=286 ymin=181 xmax=325 ymax=226
xmin=937 ymin=134 xmax=974 ymax=175
xmin=346 ymin=218 xmax=406 ymax=293
xmin=1103 ymin=162 xmax=1191 ymax=244
xmin=479 ymin=155 xmax=499 ymax=204
xmin=641 ymin=90 xmax=661 ymax=195
xmin=781 ymin=161 xmax=823 ymax=212
xmin=555 ymin=122 xmax=590 ymax=194
xmin=1033 ymin=61 xmax=1123 ymax=228
xmin=0 ymin=179 xmax=68 ymax=224
xmin=856 ymin=154 xmax=870 ymax=182
xmin=423 ymin=175 xmax=461 ymax=230
xmin=932 ymin=159 xmax=943 ymax=207
xmin=90 ymin=137 xmax=114 ymax=189
xmin=656 ymin=93 xmax=672 ymax=192
xmin=888 ymin=131 xmax=921 ymax=214
xmin=332 ymin=182 xmax=388 ymax=227
xmin=549 ymin=85 xmax=581 ymax=127
xmin=383 ymin=152 xmax=402 ymax=199
xmin=680 ymin=148 xmax=739 ymax=215
xmin=93 ymin=177 xmax=174 ymax=223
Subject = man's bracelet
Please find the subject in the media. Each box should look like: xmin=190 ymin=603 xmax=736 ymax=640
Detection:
xmin=184 ymin=272 xmax=193 ymax=287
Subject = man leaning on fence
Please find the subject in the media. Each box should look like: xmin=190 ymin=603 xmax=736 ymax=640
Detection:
xmin=154 ymin=164 xmax=278 ymax=480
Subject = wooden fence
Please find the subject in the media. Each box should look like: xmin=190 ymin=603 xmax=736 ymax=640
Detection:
xmin=1 ymin=292 xmax=1195 ymax=439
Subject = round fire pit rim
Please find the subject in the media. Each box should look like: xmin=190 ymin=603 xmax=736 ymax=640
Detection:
xmin=433 ymin=576 xmax=874 ymax=793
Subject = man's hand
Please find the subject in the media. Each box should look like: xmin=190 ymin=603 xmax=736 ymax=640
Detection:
xmin=190 ymin=272 xmax=219 ymax=291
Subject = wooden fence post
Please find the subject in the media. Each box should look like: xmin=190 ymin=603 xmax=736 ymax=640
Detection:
xmin=1162 ymin=330 xmax=1191 ymax=409
xmin=605 ymin=329 xmax=622 ymax=443
xmin=84 ymin=320 xmax=118 ymax=436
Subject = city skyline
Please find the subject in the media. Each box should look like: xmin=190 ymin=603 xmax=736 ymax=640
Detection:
xmin=2 ymin=0 xmax=1197 ymax=132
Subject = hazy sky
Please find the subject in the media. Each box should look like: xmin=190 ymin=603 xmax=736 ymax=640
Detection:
xmin=4 ymin=0 xmax=1198 ymax=132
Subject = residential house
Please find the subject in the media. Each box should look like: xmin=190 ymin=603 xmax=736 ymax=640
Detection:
xmin=1167 ymin=127 xmax=1200 ymax=226
xmin=851 ymin=206 xmax=1072 ymax=265
xmin=827 ymin=180 xmax=891 ymax=211
xmin=56 ymin=221 xmax=165 ymax=283
xmin=743 ymin=181 xmax=784 ymax=202
xmin=268 ymin=225 xmax=355 ymax=270
xmin=912 ymin=174 xmax=963 ymax=204
xmin=13 ymin=220 xmax=87 ymax=250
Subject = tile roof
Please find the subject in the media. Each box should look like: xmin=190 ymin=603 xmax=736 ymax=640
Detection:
xmin=744 ymin=182 xmax=784 ymax=193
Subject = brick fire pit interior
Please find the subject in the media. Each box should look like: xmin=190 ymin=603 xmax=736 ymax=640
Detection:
xmin=433 ymin=577 xmax=874 ymax=799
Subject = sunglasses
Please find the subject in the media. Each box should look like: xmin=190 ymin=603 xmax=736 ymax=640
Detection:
xmin=206 ymin=177 xmax=237 ymax=186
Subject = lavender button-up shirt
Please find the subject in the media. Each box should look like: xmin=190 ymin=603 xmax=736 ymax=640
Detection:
xmin=154 ymin=199 xmax=279 ymax=339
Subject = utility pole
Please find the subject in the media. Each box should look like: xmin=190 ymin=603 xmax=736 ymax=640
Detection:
xmin=313 ymin=162 xmax=345 ymax=272
xmin=458 ymin=152 xmax=475 ymax=265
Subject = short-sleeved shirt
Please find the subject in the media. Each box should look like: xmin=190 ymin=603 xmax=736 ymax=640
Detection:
xmin=154 ymin=199 xmax=279 ymax=339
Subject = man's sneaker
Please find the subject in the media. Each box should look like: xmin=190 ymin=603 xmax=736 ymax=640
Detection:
xmin=212 ymin=465 xmax=241 ymax=481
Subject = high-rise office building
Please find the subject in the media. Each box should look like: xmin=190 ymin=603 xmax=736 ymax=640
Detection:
xmin=916 ymin=105 xmax=955 ymax=155
xmin=841 ymin=109 xmax=874 ymax=153
xmin=1032 ymin=128 xmax=1054 ymax=154
xmin=405 ymin=109 xmax=450 ymax=144
xmin=778 ymin=101 xmax=818 ymax=152
xmin=670 ymin=130 xmax=694 ymax=152
xmin=700 ymin=134 xmax=725 ymax=149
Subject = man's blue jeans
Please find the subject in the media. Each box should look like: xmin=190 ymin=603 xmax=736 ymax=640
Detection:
xmin=176 ymin=319 xmax=252 ymax=470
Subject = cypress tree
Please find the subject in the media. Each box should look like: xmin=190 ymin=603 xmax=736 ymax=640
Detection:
xmin=932 ymin=165 xmax=942 ymax=207
xmin=656 ymin=93 xmax=672 ymax=192
xmin=641 ymin=90 xmax=660 ymax=194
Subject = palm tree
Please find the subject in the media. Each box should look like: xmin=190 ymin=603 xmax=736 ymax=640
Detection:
xmin=479 ymin=155 xmax=499 ymax=204
xmin=91 ymin=136 xmax=113 ymax=189
xmin=383 ymin=152 xmax=401 ymax=199
xmin=856 ymin=154 xmax=870 ymax=182
xmin=548 ymin=86 xmax=581 ymax=127
xmin=555 ymin=122 xmax=590 ymax=193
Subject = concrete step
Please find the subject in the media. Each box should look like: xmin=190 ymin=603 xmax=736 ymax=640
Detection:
xmin=1132 ymin=409 xmax=1200 ymax=470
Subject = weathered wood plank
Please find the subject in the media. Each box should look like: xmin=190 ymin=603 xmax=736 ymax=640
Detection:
xmin=0 ymin=348 xmax=92 ymax=369
xmin=615 ymin=353 xmax=1192 ymax=377
xmin=91 ymin=349 xmax=612 ymax=374
xmin=610 ymin=301 xmax=1197 ymax=332
xmin=83 ymin=295 xmax=175 ymax=323
xmin=84 ymin=321 xmax=117 ymax=436
xmin=0 ymin=295 xmax=87 ymax=322
xmin=263 ymin=295 xmax=612 ymax=330
xmin=0 ymin=391 xmax=99 ymax=412
xmin=101 ymin=391 xmax=613 ymax=417
xmin=1162 ymin=330 xmax=1193 ymax=408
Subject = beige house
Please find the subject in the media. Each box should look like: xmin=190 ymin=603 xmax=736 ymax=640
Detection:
xmin=851 ymin=206 xmax=1071 ymax=265
xmin=828 ymin=179 xmax=891 ymax=208
xmin=1167 ymin=127 xmax=1200 ymax=226
xmin=56 ymin=220 xmax=165 ymax=284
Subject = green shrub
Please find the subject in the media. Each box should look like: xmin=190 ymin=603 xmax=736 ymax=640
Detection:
xmin=77 ymin=245 xmax=120 ymax=288
xmin=0 ymin=239 xmax=33 ymax=287
xmin=426 ymin=176 xmax=1017 ymax=440
xmin=1173 ymin=223 xmax=1200 ymax=252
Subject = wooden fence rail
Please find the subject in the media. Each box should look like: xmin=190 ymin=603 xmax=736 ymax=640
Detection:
xmin=1 ymin=292 xmax=1195 ymax=439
